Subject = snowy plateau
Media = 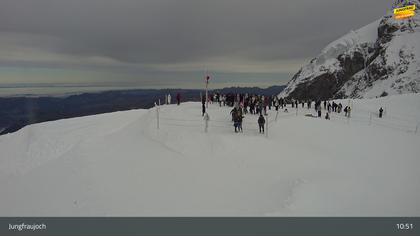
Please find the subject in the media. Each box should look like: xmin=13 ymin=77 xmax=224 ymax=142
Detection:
xmin=1 ymin=94 xmax=419 ymax=216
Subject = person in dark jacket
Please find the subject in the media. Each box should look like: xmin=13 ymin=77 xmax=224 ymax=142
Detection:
xmin=258 ymin=114 xmax=265 ymax=133
xmin=379 ymin=107 xmax=384 ymax=118
xmin=230 ymin=107 xmax=237 ymax=122
xmin=233 ymin=116 xmax=238 ymax=133
xmin=338 ymin=103 xmax=342 ymax=113
xmin=176 ymin=93 xmax=181 ymax=105
xmin=233 ymin=111 xmax=240 ymax=133
xmin=237 ymin=111 xmax=244 ymax=132
xmin=202 ymin=95 xmax=206 ymax=116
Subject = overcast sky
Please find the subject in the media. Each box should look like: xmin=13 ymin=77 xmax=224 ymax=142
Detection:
xmin=0 ymin=0 xmax=392 ymax=89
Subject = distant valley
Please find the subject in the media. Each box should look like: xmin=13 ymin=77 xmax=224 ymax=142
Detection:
xmin=0 ymin=86 xmax=285 ymax=135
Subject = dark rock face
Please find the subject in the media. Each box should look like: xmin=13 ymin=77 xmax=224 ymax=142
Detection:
xmin=378 ymin=16 xmax=399 ymax=44
xmin=287 ymin=48 xmax=367 ymax=101
xmin=288 ymin=73 xmax=339 ymax=101
xmin=338 ymin=51 xmax=365 ymax=75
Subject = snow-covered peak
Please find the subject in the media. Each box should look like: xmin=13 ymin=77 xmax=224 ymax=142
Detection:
xmin=280 ymin=2 xmax=420 ymax=100
xmin=318 ymin=19 xmax=380 ymax=65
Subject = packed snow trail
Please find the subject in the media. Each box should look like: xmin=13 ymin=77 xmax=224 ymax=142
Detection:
xmin=0 ymin=94 xmax=419 ymax=216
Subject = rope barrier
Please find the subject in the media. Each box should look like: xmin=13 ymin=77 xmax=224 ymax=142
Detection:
xmin=155 ymin=104 xmax=419 ymax=135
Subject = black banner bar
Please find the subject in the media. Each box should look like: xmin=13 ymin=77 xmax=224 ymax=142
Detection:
xmin=1 ymin=217 xmax=419 ymax=236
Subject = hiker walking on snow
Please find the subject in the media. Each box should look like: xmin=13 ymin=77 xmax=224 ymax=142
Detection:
xmin=264 ymin=97 xmax=268 ymax=115
xmin=344 ymin=106 xmax=351 ymax=117
xmin=167 ymin=94 xmax=171 ymax=104
xmin=258 ymin=114 xmax=265 ymax=133
xmin=275 ymin=99 xmax=279 ymax=111
xmin=379 ymin=107 xmax=384 ymax=118
xmin=237 ymin=111 xmax=244 ymax=133
xmin=233 ymin=111 xmax=240 ymax=133
xmin=201 ymin=101 xmax=206 ymax=116
xmin=231 ymin=107 xmax=238 ymax=122
xmin=338 ymin=103 xmax=342 ymax=113
xmin=176 ymin=93 xmax=181 ymax=105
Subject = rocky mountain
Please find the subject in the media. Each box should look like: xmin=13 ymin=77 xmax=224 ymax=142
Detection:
xmin=280 ymin=0 xmax=420 ymax=100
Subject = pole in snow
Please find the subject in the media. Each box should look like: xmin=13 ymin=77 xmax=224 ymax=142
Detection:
xmin=155 ymin=102 xmax=159 ymax=130
xmin=265 ymin=117 xmax=269 ymax=138
xmin=204 ymin=113 xmax=209 ymax=133
xmin=275 ymin=110 xmax=279 ymax=122
xmin=205 ymin=71 xmax=210 ymax=108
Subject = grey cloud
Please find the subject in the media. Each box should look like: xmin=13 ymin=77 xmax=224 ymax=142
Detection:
xmin=1 ymin=0 xmax=391 ymax=64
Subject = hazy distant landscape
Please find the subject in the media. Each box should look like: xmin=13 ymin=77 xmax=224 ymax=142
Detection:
xmin=0 ymin=85 xmax=285 ymax=135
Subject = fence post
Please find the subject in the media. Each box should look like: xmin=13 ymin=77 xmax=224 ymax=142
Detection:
xmin=155 ymin=103 xmax=160 ymax=130
xmin=204 ymin=114 xmax=209 ymax=133
xmin=265 ymin=116 xmax=268 ymax=138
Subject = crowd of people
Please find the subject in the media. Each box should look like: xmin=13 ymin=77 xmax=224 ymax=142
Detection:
xmin=166 ymin=91 xmax=386 ymax=134
xmin=201 ymin=92 xmax=361 ymax=133
xmin=201 ymin=93 xmax=279 ymax=133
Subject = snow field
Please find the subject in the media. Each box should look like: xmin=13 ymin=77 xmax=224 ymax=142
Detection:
xmin=0 ymin=94 xmax=419 ymax=216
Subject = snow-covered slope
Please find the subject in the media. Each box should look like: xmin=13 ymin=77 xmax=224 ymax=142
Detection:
xmin=280 ymin=0 xmax=420 ymax=100
xmin=1 ymin=94 xmax=420 ymax=216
